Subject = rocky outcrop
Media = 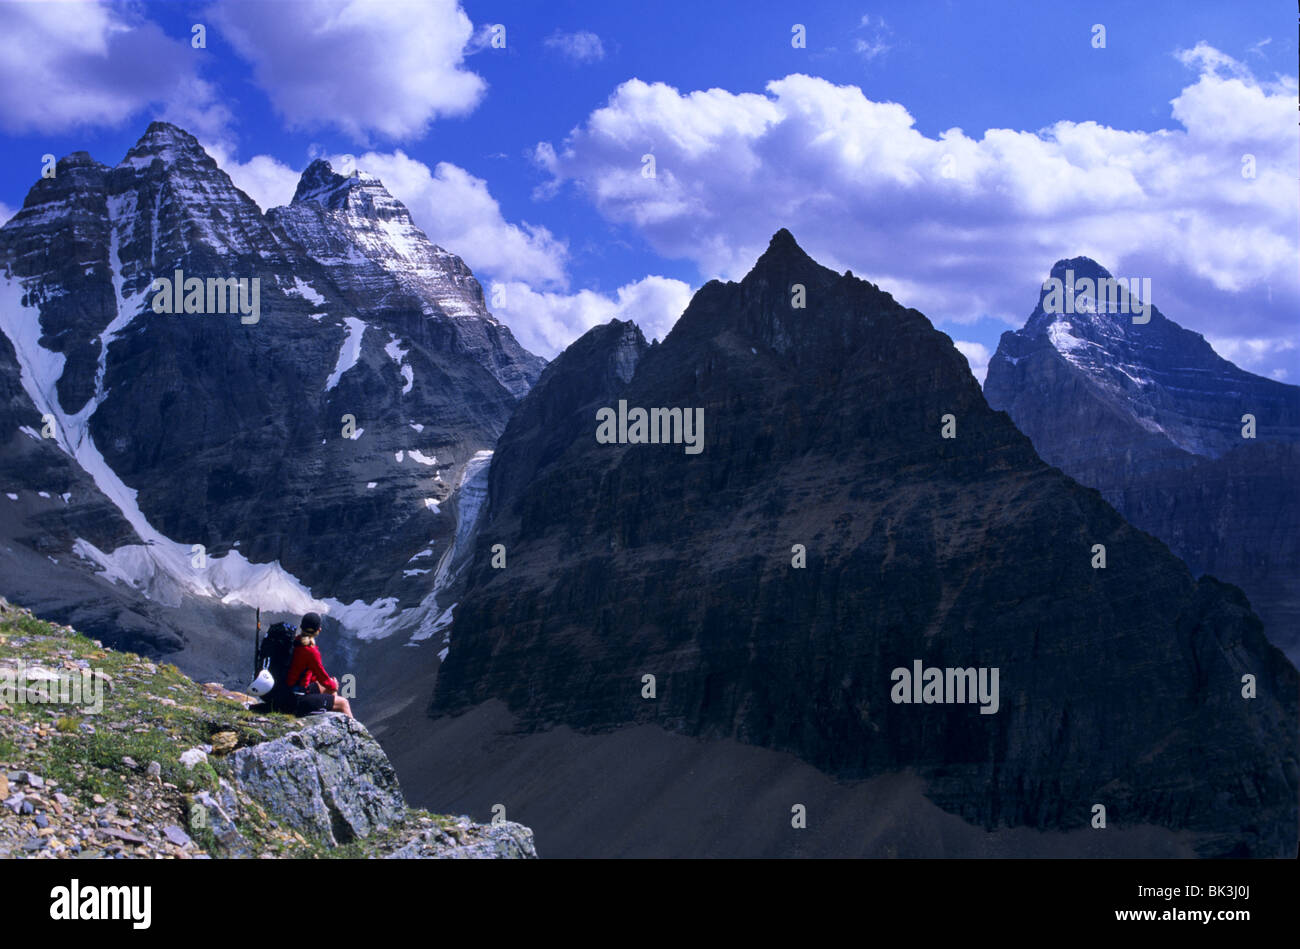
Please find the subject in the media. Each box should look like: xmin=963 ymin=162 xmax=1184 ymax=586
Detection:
xmin=432 ymin=230 xmax=1298 ymax=857
xmin=382 ymin=814 xmax=538 ymax=859
xmin=0 ymin=596 xmax=537 ymax=859
xmin=984 ymin=257 xmax=1300 ymax=663
xmin=206 ymin=713 xmax=537 ymax=857
xmin=228 ymin=715 xmax=404 ymax=846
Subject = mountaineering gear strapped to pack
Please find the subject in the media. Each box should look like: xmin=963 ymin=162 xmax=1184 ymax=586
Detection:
xmin=252 ymin=618 xmax=300 ymax=705
xmin=248 ymin=668 xmax=275 ymax=696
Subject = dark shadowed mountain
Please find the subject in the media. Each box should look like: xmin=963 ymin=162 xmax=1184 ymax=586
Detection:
xmin=397 ymin=230 xmax=1298 ymax=858
xmin=984 ymin=257 xmax=1300 ymax=664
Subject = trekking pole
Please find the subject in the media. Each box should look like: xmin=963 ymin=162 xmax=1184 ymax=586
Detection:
xmin=254 ymin=607 xmax=261 ymax=681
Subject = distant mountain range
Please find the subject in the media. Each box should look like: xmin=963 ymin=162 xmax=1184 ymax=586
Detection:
xmin=984 ymin=256 xmax=1300 ymax=664
xmin=0 ymin=122 xmax=539 ymax=674
xmin=405 ymin=230 xmax=1297 ymax=857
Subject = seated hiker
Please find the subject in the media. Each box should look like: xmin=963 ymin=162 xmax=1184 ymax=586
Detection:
xmin=285 ymin=612 xmax=353 ymax=718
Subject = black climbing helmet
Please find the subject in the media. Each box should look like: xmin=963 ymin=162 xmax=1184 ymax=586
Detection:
xmin=300 ymin=611 xmax=322 ymax=633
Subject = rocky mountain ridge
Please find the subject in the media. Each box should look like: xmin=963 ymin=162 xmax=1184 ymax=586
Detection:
xmin=424 ymin=230 xmax=1297 ymax=857
xmin=0 ymin=122 xmax=542 ymax=675
xmin=984 ymin=256 xmax=1300 ymax=663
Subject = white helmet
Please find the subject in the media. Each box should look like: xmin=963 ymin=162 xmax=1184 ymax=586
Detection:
xmin=248 ymin=668 xmax=275 ymax=696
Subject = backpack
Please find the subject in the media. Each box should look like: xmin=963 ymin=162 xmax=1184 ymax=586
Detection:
xmin=257 ymin=622 xmax=299 ymax=706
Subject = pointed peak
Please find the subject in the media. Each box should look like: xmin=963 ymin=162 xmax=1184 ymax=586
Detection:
xmin=291 ymin=159 xmax=392 ymax=210
xmin=1047 ymin=256 xmax=1114 ymax=284
xmin=119 ymin=121 xmax=211 ymax=171
xmin=135 ymin=121 xmax=203 ymax=152
xmin=748 ymin=227 xmax=821 ymax=276
xmin=292 ymin=159 xmax=349 ymax=205
xmin=769 ymin=228 xmax=799 ymax=249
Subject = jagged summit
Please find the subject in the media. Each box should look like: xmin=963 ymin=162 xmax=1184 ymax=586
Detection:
xmin=1047 ymin=255 xmax=1113 ymax=283
xmin=269 ymin=152 xmax=546 ymax=396
xmin=659 ymin=228 xmax=913 ymax=366
xmin=768 ymin=227 xmax=799 ymax=249
xmin=745 ymin=227 xmax=827 ymax=280
xmin=56 ymin=150 xmax=103 ymax=170
xmin=0 ymin=118 xmax=545 ymax=659
xmin=138 ymin=120 xmax=201 ymax=147
xmin=292 ymin=158 xmax=347 ymax=204
xmin=989 ymin=252 xmax=1300 ymax=455
xmin=1029 ymin=255 xmax=1146 ymax=325
xmin=279 ymin=158 xmax=444 ymax=251
xmin=1005 ymin=256 xmax=1285 ymax=408
xmin=290 ymin=158 xmax=381 ymax=210
xmin=120 ymin=121 xmax=213 ymax=170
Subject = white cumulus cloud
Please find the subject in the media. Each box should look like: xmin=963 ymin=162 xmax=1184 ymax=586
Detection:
xmin=490 ymin=276 xmax=693 ymax=358
xmin=208 ymin=0 xmax=486 ymax=142
xmin=0 ymin=1 xmax=228 ymax=138
xmin=204 ymin=143 xmax=301 ymax=212
xmin=536 ymin=47 xmax=1300 ymax=378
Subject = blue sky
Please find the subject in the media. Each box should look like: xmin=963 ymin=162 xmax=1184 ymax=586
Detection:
xmin=0 ymin=0 xmax=1295 ymax=382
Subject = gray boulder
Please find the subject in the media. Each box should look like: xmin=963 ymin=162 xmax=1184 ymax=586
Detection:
xmin=228 ymin=714 xmax=405 ymax=846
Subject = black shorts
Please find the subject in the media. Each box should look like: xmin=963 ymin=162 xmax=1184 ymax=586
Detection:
xmin=293 ymin=690 xmax=335 ymax=715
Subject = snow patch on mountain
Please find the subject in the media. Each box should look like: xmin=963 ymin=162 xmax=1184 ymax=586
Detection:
xmin=385 ymin=334 xmax=414 ymax=395
xmin=408 ymin=602 xmax=455 ymax=644
xmin=285 ymin=276 xmax=326 ymax=307
xmin=384 ymin=334 xmax=407 ymax=364
xmin=325 ymin=317 xmax=366 ymax=390
xmin=1 ymin=264 xmax=332 ymax=622
xmin=1047 ymin=319 xmax=1089 ymax=355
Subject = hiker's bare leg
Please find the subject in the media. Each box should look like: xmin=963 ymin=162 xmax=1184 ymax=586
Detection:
xmin=333 ymin=696 xmax=353 ymax=718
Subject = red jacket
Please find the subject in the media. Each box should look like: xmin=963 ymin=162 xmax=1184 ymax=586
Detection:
xmin=286 ymin=642 xmax=339 ymax=693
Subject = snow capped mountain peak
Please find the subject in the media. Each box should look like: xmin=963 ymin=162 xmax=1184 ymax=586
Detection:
xmin=121 ymin=121 xmax=212 ymax=170
xmin=284 ymin=159 xmax=441 ymax=261
xmin=270 ymin=154 xmax=545 ymax=397
xmin=290 ymin=159 xmax=411 ymax=225
xmin=0 ymin=120 xmax=548 ymax=658
xmin=988 ymin=254 xmax=1300 ymax=460
xmin=292 ymin=159 xmax=355 ymax=207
